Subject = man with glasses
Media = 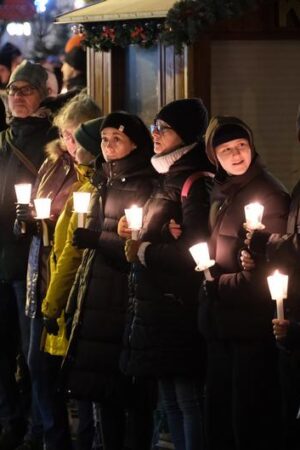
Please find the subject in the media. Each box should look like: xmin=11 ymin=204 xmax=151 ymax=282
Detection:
xmin=0 ymin=60 xmax=57 ymax=450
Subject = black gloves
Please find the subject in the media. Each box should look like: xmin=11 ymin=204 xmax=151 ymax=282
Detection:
xmin=43 ymin=317 xmax=59 ymax=336
xmin=72 ymin=228 xmax=100 ymax=249
xmin=16 ymin=203 xmax=34 ymax=223
xmin=202 ymin=279 xmax=219 ymax=300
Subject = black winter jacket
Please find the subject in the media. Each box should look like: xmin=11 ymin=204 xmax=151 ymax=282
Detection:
xmin=62 ymin=148 xmax=155 ymax=401
xmin=198 ymin=154 xmax=290 ymax=341
xmin=121 ymin=143 xmax=214 ymax=377
xmin=249 ymin=179 xmax=300 ymax=349
xmin=0 ymin=117 xmax=57 ymax=281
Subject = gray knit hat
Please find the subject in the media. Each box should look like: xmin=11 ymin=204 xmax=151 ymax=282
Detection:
xmin=7 ymin=60 xmax=48 ymax=99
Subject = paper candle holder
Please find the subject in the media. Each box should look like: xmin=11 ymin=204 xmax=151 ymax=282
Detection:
xmin=15 ymin=183 xmax=32 ymax=204
xmin=244 ymin=202 xmax=264 ymax=230
xmin=125 ymin=205 xmax=143 ymax=240
xmin=267 ymin=270 xmax=288 ymax=321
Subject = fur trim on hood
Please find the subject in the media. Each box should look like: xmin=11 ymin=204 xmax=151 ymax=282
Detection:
xmin=44 ymin=138 xmax=68 ymax=162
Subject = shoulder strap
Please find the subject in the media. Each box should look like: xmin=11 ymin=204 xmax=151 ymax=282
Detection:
xmin=5 ymin=132 xmax=38 ymax=177
xmin=181 ymin=170 xmax=214 ymax=199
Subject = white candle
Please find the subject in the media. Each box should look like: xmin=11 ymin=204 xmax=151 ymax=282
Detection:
xmin=34 ymin=198 xmax=51 ymax=219
xmin=15 ymin=183 xmax=32 ymax=233
xmin=73 ymin=192 xmax=91 ymax=228
xmin=34 ymin=198 xmax=51 ymax=246
xmin=244 ymin=202 xmax=264 ymax=230
xmin=124 ymin=205 xmax=143 ymax=240
xmin=267 ymin=270 xmax=288 ymax=321
xmin=189 ymin=242 xmax=215 ymax=280
xmin=15 ymin=183 xmax=32 ymax=204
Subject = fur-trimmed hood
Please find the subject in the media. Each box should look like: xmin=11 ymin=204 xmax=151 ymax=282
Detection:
xmin=44 ymin=138 xmax=67 ymax=162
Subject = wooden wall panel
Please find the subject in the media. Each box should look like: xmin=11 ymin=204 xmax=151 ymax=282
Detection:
xmin=87 ymin=47 xmax=112 ymax=114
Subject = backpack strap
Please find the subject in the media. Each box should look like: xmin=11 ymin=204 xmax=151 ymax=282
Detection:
xmin=5 ymin=131 xmax=38 ymax=177
xmin=181 ymin=171 xmax=214 ymax=199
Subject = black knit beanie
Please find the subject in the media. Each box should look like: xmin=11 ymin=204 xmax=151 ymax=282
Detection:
xmin=75 ymin=117 xmax=104 ymax=157
xmin=155 ymin=98 xmax=208 ymax=145
xmin=212 ymin=124 xmax=250 ymax=148
xmin=100 ymin=111 xmax=153 ymax=153
xmin=64 ymin=47 xmax=86 ymax=72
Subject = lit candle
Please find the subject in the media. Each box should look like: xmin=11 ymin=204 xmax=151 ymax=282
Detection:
xmin=15 ymin=183 xmax=32 ymax=204
xmin=73 ymin=192 xmax=91 ymax=228
xmin=124 ymin=205 xmax=143 ymax=240
xmin=14 ymin=183 xmax=32 ymax=233
xmin=244 ymin=202 xmax=264 ymax=230
xmin=34 ymin=198 xmax=51 ymax=247
xmin=189 ymin=242 xmax=215 ymax=280
xmin=267 ymin=270 xmax=288 ymax=321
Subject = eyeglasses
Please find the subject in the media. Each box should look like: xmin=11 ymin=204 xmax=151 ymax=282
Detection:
xmin=150 ymin=123 xmax=172 ymax=134
xmin=6 ymin=85 xmax=37 ymax=97
xmin=59 ymin=130 xmax=74 ymax=142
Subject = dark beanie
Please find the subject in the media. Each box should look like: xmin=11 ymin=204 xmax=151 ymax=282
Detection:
xmin=100 ymin=111 xmax=153 ymax=153
xmin=75 ymin=117 xmax=103 ymax=157
xmin=212 ymin=124 xmax=250 ymax=148
xmin=7 ymin=60 xmax=48 ymax=99
xmin=155 ymin=98 xmax=208 ymax=145
xmin=64 ymin=47 xmax=86 ymax=72
xmin=0 ymin=42 xmax=21 ymax=70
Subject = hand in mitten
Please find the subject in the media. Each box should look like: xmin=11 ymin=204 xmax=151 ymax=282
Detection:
xmin=16 ymin=203 xmax=34 ymax=223
xmin=43 ymin=317 xmax=59 ymax=336
xmin=125 ymin=239 xmax=141 ymax=263
xmin=72 ymin=228 xmax=100 ymax=249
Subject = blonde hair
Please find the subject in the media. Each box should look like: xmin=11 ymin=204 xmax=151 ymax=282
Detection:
xmin=53 ymin=92 xmax=101 ymax=131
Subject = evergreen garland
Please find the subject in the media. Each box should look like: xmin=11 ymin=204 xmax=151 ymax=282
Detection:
xmin=162 ymin=0 xmax=272 ymax=52
xmin=82 ymin=20 xmax=163 ymax=52
xmin=79 ymin=0 xmax=272 ymax=53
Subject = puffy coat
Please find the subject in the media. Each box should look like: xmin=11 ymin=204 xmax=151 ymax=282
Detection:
xmin=61 ymin=148 xmax=155 ymax=401
xmin=121 ymin=143 xmax=214 ymax=377
xmin=0 ymin=116 xmax=57 ymax=281
xmin=198 ymin=154 xmax=290 ymax=340
xmin=249 ymin=178 xmax=300 ymax=342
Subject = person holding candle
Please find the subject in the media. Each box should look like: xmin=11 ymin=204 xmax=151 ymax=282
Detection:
xmin=39 ymin=116 xmax=104 ymax=450
xmin=14 ymin=93 xmax=100 ymax=450
xmin=40 ymin=116 xmax=104 ymax=348
xmin=63 ymin=111 xmax=156 ymax=450
xmin=240 ymin=194 xmax=300 ymax=449
xmin=0 ymin=60 xmax=58 ymax=449
xmin=119 ymin=98 xmax=214 ymax=450
xmin=198 ymin=115 xmax=290 ymax=450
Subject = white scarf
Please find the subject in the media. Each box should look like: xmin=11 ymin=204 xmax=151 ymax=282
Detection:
xmin=151 ymin=142 xmax=196 ymax=174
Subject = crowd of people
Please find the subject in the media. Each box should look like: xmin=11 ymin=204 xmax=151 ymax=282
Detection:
xmin=0 ymin=36 xmax=299 ymax=450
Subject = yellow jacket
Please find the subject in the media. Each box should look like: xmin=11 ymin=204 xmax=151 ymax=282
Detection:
xmin=42 ymin=164 xmax=96 ymax=356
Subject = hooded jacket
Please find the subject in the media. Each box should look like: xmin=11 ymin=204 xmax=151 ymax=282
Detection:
xmin=198 ymin=117 xmax=290 ymax=340
xmin=42 ymin=163 xmax=96 ymax=356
